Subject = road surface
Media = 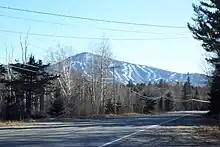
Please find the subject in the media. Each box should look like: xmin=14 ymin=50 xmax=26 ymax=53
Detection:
xmin=0 ymin=111 xmax=219 ymax=147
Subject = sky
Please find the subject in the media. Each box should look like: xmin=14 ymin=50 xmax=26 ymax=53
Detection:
xmin=0 ymin=0 xmax=207 ymax=74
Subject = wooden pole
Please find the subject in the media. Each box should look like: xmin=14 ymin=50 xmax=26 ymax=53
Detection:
xmin=219 ymin=111 xmax=220 ymax=130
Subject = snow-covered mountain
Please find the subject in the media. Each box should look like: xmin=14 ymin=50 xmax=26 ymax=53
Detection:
xmin=65 ymin=52 xmax=208 ymax=86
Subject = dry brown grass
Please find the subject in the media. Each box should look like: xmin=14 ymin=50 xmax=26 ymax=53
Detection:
xmin=0 ymin=119 xmax=37 ymax=127
xmin=119 ymin=113 xmax=147 ymax=116
xmin=194 ymin=126 xmax=220 ymax=138
xmin=91 ymin=113 xmax=147 ymax=117
xmin=0 ymin=121 xmax=24 ymax=127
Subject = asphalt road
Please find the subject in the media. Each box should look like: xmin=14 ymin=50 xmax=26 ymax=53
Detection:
xmin=0 ymin=111 xmax=218 ymax=147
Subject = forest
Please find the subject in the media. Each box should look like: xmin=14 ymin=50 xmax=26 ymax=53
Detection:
xmin=0 ymin=41 xmax=210 ymax=120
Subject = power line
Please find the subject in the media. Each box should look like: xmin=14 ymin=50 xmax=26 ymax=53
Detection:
xmin=0 ymin=5 xmax=186 ymax=29
xmin=9 ymin=65 xmax=37 ymax=73
xmin=0 ymin=55 xmax=65 ymax=74
xmin=5 ymin=63 xmax=67 ymax=97
xmin=132 ymin=90 xmax=210 ymax=103
xmin=0 ymin=14 xmax=189 ymax=36
xmin=0 ymin=29 xmax=189 ymax=41
xmin=132 ymin=90 xmax=162 ymax=100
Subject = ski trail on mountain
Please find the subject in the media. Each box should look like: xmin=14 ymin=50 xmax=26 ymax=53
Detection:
xmin=59 ymin=52 xmax=207 ymax=86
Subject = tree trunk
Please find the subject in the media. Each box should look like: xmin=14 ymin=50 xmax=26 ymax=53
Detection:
xmin=40 ymin=94 xmax=44 ymax=114
xmin=26 ymin=91 xmax=31 ymax=119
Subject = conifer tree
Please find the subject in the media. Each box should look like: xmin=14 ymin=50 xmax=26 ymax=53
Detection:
xmin=193 ymin=87 xmax=200 ymax=110
xmin=0 ymin=65 xmax=6 ymax=77
xmin=142 ymin=91 xmax=156 ymax=113
xmin=165 ymin=91 xmax=174 ymax=111
xmin=188 ymin=0 xmax=220 ymax=114
xmin=0 ymin=64 xmax=7 ymax=120
xmin=116 ymin=100 xmax=122 ymax=114
xmin=105 ymin=98 xmax=114 ymax=114
xmin=159 ymin=97 xmax=163 ymax=111
xmin=182 ymin=74 xmax=192 ymax=110
xmin=49 ymin=87 xmax=64 ymax=117
xmin=8 ymin=55 xmax=58 ymax=119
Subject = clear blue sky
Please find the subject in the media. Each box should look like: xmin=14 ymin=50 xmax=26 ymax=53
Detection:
xmin=0 ymin=0 xmax=206 ymax=74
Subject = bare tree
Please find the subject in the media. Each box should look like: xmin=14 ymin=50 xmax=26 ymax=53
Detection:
xmin=45 ymin=44 xmax=94 ymax=117
xmin=45 ymin=44 xmax=76 ymax=64
xmin=46 ymin=39 xmax=114 ymax=116
xmin=20 ymin=28 xmax=30 ymax=63
xmin=45 ymin=44 xmax=75 ymax=115
xmin=88 ymin=38 xmax=113 ymax=114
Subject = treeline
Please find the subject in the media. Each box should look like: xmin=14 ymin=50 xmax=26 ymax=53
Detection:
xmin=0 ymin=54 xmax=209 ymax=121
xmin=0 ymin=40 xmax=209 ymax=121
xmin=126 ymin=78 xmax=209 ymax=113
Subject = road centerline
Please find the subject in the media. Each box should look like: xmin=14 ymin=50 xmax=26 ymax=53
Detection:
xmin=98 ymin=114 xmax=188 ymax=147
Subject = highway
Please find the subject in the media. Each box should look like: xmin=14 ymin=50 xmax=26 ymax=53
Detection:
xmin=0 ymin=111 xmax=219 ymax=147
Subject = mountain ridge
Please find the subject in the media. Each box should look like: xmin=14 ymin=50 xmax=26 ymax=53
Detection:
xmin=75 ymin=52 xmax=204 ymax=75
xmin=62 ymin=52 xmax=208 ymax=86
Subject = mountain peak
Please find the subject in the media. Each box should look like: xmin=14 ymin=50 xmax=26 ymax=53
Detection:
xmin=66 ymin=52 xmax=208 ymax=86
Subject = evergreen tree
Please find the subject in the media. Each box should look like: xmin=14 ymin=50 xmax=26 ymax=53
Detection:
xmin=148 ymin=82 xmax=152 ymax=86
xmin=136 ymin=83 xmax=146 ymax=91
xmin=158 ymin=79 xmax=164 ymax=88
xmin=127 ymin=80 xmax=134 ymax=88
xmin=127 ymin=80 xmax=138 ymax=92
xmin=165 ymin=91 xmax=174 ymax=111
xmin=0 ymin=65 xmax=7 ymax=120
xmin=208 ymin=71 xmax=220 ymax=114
xmin=105 ymin=98 xmax=114 ymax=114
xmin=159 ymin=97 xmax=163 ymax=111
xmin=142 ymin=91 xmax=156 ymax=113
xmin=49 ymin=98 xmax=64 ymax=117
xmin=181 ymin=74 xmax=192 ymax=110
xmin=193 ymin=87 xmax=200 ymax=110
xmin=188 ymin=0 xmax=220 ymax=114
xmin=0 ymin=64 xmax=6 ymax=78
xmin=0 ymin=64 xmax=23 ymax=120
xmin=8 ymin=55 xmax=58 ymax=119
xmin=116 ymin=100 xmax=123 ymax=114
xmin=49 ymin=87 xmax=64 ymax=117
xmin=194 ymin=87 xmax=199 ymax=99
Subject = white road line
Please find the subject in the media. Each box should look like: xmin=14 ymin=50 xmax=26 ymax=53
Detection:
xmin=98 ymin=114 xmax=188 ymax=147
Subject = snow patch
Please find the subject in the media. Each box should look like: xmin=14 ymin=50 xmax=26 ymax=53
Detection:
xmin=121 ymin=63 xmax=130 ymax=82
xmin=131 ymin=64 xmax=144 ymax=83
xmin=65 ymin=53 xmax=207 ymax=86
xmin=127 ymin=64 xmax=135 ymax=81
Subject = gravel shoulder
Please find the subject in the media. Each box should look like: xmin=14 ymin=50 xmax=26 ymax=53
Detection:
xmin=118 ymin=126 xmax=220 ymax=147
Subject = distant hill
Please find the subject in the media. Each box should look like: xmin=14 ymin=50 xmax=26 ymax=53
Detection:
xmin=55 ymin=52 xmax=208 ymax=86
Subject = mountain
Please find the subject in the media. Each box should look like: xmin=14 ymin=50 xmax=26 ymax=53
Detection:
xmin=64 ymin=52 xmax=208 ymax=86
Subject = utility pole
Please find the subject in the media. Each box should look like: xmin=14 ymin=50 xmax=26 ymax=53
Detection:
xmin=82 ymin=77 xmax=85 ymax=114
xmin=219 ymin=111 xmax=220 ymax=130
xmin=109 ymin=65 xmax=120 ymax=114
xmin=218 ymin=101 xmax=220 ymax=130
xmin=113 ymin=68 xmax=116 ymax=114
xmin=101 ymin=77 xmax=104 ymax=114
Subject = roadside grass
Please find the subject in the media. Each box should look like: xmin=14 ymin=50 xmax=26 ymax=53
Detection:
xmin=119 ymin=113 xmax=148 ymax=116
xmin=0 ymin=119 xmax=36 ymax=127
xmin=0 ymin=112 xmax=160 ymax=124
xmin=0 ymin=121 xmax=24 ymax=127
xmin=89 ymin=113 xmax=149 ymax=118
xmin=74 ymin=113 xmax=148 ymax=118
xmin=194 ymin=125 xmax=220 ymax=138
